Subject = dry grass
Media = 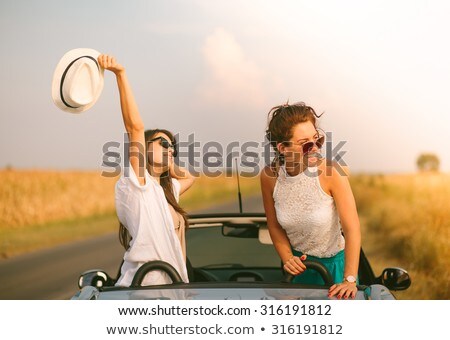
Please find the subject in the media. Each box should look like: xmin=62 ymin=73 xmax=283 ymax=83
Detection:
xmin=2 ymin=169 xmax=448 ymax=299
xmin=180 ymin=173 xmax=261 ymax=210
xmin=351 ymin=172 xmax=450 ymax=299
xmin=0 ymin=169 xmax=259 ymax=229
xmin=0 ymin=169 xmax=260 ymax=257
xmin=0 ymin=169 xmax=117 ymax=229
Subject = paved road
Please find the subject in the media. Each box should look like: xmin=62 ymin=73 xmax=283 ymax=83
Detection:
xmin=0 ymin=195 xmax=263 ymax=299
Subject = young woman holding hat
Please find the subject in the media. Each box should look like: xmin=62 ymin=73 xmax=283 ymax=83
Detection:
xmin=260 ymin=102 xmax=361 ymax=299
xmin=98 ymin=54 xmax=195 ymax=287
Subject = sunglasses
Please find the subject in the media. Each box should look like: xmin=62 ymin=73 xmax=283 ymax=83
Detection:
xmin=148 ymin=136 xmax=177 ymax=157
xmin=288 ymin=135 xmax=325 ymax=154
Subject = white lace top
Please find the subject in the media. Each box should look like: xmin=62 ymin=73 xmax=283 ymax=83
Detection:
xmin=273 ymin=165 xmax=345 ymax=258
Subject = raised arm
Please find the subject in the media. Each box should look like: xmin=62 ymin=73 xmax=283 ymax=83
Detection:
xmin=98 ymin=55 xmax=146 ymax=186
xmin=260 ymin=166 xmax=306 ymax=276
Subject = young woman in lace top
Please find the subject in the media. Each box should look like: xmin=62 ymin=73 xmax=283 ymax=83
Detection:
xmin=260 ymin=102 xmax=361 ymax=299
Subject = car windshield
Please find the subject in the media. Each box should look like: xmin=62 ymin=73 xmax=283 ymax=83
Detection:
xmin=186 ymin=226 xmax=280 ymax=268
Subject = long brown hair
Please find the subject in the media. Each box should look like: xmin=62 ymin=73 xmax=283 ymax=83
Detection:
xmin=119 ymin=129 xmax=189 ymax=250
xmin=266 ymin=101 xmax=322 ymax=175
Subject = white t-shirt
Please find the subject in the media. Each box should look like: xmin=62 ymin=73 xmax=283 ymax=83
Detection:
xmin=114 ymin=163 xmax=188 ymax=286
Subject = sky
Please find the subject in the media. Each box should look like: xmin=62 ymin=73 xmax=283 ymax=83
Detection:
xmin=0 ymin=0 xmax=449 ymax=173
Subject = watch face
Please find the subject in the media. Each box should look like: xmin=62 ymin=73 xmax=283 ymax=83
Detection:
xmin=346 ymin=275 xmax=356 ymax=283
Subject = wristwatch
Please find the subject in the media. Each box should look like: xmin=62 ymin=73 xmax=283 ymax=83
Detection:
xmin=344 ymin=275 xmax=357 ymax=283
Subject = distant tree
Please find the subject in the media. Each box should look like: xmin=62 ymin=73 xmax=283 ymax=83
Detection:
xmin=416 ymin=153 xmax=440 ymax=172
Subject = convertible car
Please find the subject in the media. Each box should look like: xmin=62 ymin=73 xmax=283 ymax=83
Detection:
xmin=71 ymin=213 xmax=411 ymax=300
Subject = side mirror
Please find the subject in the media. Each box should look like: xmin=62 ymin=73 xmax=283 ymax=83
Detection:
xmin=380 ymin=267 xmax=411 ymax=291
xmin=78 ymin=270 xmax=114 ymax=289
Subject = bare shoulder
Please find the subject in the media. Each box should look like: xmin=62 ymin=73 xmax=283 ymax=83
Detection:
xmin=260 ymin=165 xmax=277 ymax=190
xmin=318 ymin=160 xmax=350 ymax=178
xmin=317 ymin=160 xmax=351 ymax=193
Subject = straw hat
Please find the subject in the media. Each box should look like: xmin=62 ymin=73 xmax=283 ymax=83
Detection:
xmin=51 ymin=48 xmax=104 ymax=113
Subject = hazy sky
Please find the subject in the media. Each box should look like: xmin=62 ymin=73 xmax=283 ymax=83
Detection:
xmin=1 ymin=0 xmax=449 ymax=173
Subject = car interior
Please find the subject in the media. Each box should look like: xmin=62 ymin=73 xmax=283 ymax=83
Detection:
xmin=77 ymin=213 xmax=411 ymax=293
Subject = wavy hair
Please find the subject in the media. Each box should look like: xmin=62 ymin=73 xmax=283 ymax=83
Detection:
xmin=266 ymin=101 xmax=323 ymax=175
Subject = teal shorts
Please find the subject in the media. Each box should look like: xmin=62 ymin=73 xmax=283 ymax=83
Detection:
xmin=291 ymin=249 xmax=357 ymax=285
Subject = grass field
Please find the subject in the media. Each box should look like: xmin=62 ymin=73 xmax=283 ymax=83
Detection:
xmin=1 ymin=169 xmax=448 ymax=299
xmin=350 ymin=172 xmax=450 ymax=299
xmin=0 ymin=169 xmax=260 ymax=258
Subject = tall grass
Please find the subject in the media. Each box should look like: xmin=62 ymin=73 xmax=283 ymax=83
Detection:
xmin=0 ymin=169 xmax=260 ymax=257
xmin=1 ymin=169 xmax=448 ymax=299
xmin=180 ymin=173 xmax=261 ymax=210
xmin=351 ymin=173 xmax=450 ymax=299
xmin=0 ymin=169 xmax=117 ymax=229
xmin=0 ymin=169 xmax=260 ymax=229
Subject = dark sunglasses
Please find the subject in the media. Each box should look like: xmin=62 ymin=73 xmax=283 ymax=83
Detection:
xmin=288 ymin=135 xmax=325 ymax=154
xmin=148 ymin=136 xmax=177 ymax=157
